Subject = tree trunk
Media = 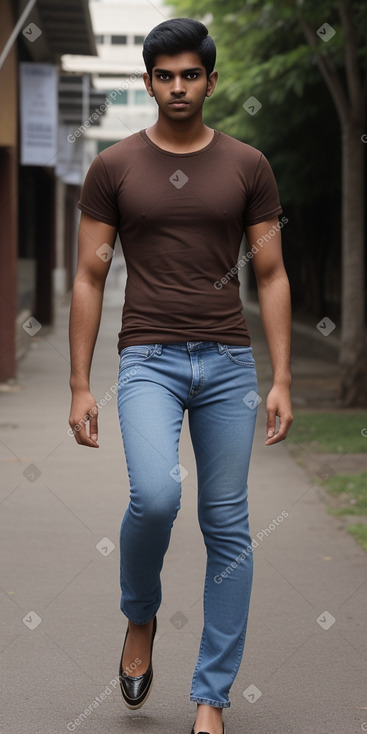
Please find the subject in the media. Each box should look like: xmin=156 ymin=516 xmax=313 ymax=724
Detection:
xmin=339 ymin=119 xmax=367 ymax=406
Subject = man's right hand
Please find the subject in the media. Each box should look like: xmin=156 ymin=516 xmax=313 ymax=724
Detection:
xmin=68 ymin=213 xmax=117 ymax=448
xmin=69 ymin=390 xmax=99 ymax=448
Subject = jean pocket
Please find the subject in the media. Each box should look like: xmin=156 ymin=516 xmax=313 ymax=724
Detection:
xmin=118 ymin=344 xmax=158 ymax=373
xmin=223 ymin=345 xmax=256 ymax=367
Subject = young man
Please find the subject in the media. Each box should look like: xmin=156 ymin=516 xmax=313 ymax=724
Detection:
xmin=68 ymin=17 xmax=293 ymax=734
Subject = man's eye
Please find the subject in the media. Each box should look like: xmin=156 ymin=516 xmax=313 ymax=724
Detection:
xmin=186 ymin=73 xmax=198 ymax=79
xmin=159 ymin=74 xmax=170 ymax=80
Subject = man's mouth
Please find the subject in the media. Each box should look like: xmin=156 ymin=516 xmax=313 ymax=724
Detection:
xmin=169 ymin=100 xmax=189 ymax=106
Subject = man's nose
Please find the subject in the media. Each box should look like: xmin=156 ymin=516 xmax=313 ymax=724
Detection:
xmin=171 ymin=76 xmax=186 ymax=94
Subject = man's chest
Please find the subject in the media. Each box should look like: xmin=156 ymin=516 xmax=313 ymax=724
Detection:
xmin=115 ymin=155 xmax=247 ymax=229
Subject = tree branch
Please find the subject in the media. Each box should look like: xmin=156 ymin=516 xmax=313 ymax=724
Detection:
xmin=297 ymin=13 xmax=349 ymax=126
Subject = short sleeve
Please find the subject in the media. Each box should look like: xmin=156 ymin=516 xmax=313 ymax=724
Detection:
xmin=244 ymin=154 xmax=282 ymax=226
xmin=78 ymin=154 xmax=120 ymax=226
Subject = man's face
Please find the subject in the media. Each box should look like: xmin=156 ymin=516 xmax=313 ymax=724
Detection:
xmin=143 ymin=51 xmax=217 ymax=120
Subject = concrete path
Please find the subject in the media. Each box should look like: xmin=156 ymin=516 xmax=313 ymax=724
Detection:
xmin=1 ymin=297 xmax=366 ymax=734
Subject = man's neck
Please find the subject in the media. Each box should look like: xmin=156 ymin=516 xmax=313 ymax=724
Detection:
xmin=145 ymin=114 xmax=214 ymax=153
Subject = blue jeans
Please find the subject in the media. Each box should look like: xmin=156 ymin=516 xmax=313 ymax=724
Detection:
xmin=117 ymin=341 xmax=258 ymax=708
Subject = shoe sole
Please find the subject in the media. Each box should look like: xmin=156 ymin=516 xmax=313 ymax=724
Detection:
xmin=120 ymin=678 xmax=153 ymax=710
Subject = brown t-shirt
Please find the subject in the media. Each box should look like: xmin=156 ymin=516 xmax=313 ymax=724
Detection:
xmin=78 ymin=129 xmax=282 ymax=352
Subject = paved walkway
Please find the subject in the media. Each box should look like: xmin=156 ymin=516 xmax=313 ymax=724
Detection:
xmin=1 ymin=296 xmax=366 ymax=734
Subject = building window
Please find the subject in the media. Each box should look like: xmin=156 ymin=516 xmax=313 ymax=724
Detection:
xmin=134 ymin=35 xmax=145 ymax=44
xmin=107 ymin=89 xmax=128 ymax=105
xmin=134 ymin=90 xmax=149 ymax=105
xmin=95 ymin=34 xmax=104 ymax=44
xmin=111 ymin=35 xmax=127 ymax=45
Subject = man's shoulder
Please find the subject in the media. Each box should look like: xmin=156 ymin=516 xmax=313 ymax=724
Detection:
xmin=98 ymin=130 xmax=145 ymax=166
xmin=217 ymin=130 xmax=263 ymax=162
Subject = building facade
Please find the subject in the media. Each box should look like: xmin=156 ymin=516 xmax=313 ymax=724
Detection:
xmin=0 ymin=0 xmax=97 ymax=382
xmin=62 ymin=0 xmax=167 ymax=166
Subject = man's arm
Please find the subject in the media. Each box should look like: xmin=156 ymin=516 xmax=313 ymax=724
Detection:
xmin=245 ymin=217 xmax=293 ymax=445
xmin=68 ymin=212 xmax=117 ymax=447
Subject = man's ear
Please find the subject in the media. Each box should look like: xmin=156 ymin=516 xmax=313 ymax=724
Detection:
xmin=206 ymin=70 xmax=218 ymax=98
xmin=143 ymin=72 xmax=155 ymax=97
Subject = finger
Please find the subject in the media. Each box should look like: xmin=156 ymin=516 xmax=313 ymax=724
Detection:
xmin=71 ymin=415 xmax=99 ymax=448
xmin=266 ymin=405 xmax=276 ymax=440
xmin=89 ymin=407 xmax=99 ymax=444
xmin=75 ymin=429 xmax=99 ymax=448
xmin=265 ymin=414 xmax=293 ymax=445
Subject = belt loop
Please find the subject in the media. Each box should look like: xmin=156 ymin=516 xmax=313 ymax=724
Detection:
xmin=217 ymin=342 xmax=226 ymax=354
xmin=155 ymin=343 xmax=162 ymax=355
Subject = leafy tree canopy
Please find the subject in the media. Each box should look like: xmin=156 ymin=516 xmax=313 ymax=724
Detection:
xmin=164 ymin=0 xmax=366 ymax=206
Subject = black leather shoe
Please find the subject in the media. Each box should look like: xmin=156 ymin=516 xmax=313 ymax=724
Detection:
xmin=190 ymin=724 xmax=226 ymax=734
xmin=119 ymin=615 xmax=157 ymax=709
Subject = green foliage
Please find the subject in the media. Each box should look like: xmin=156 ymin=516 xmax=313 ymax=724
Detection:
xmin=347 ymin=524 xmax=367 ymax=552
xmin=289 ymin=411 xmax=367 ymax=453
xmin=325 ymin=471 xmax=367 ymax=515
xmin=165 ymin=0 xmax=366 ymax=206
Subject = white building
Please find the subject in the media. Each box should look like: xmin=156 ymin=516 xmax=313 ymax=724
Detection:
xmin=62 ymin=0 xmax=170 ymax=161
xmin=61 ymin=0 xmax=171 ymax=303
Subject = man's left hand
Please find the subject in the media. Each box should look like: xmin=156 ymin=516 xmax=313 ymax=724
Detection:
xmin=265 ymin=384 xmax=293 ymax=445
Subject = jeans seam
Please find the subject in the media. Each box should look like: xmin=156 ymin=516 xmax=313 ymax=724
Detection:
xmin=118 ymin=343 xmax=161 ymax=373
xmin=223 ymin=345 xmax=255 ymax=367
xmin=190 ymin=553 xmax=209 ymax=697
xmin=189 ymin=697 xmax=230 ymax=708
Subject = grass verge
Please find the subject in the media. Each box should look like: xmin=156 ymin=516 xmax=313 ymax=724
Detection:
xmin=324 ymin=471 xmax=367 ymax=516
xmin=290 ymin=411 xmax=367 ymax=552
xmin=290 ymin=411 xmax=367 ymax=453
xmin=347 ymin=525 xmax=367 ymax=552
